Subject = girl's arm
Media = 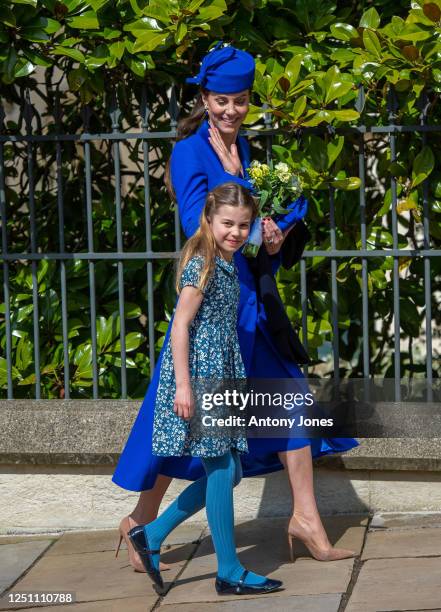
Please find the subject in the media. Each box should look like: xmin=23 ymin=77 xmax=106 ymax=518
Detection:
xmin=171 ymin=285 xmax=204 ymax=420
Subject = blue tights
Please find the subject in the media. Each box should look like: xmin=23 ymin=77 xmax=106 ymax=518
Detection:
xmin=144 ymin=451 xmax=266 ymax=584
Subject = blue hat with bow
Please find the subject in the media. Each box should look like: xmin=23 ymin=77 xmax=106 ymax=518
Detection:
xmin=186 ymin=42 xmax=255 ymax=94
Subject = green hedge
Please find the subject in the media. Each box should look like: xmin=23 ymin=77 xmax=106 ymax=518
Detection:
xmin=0 ymin=0 xmax=440 ymax=398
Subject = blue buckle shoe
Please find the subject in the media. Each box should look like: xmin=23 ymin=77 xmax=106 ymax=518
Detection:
xmin=128 ymin=525 xmax=164 ymax=593
xmin=215 ymin=569 xmax=283 ymax=595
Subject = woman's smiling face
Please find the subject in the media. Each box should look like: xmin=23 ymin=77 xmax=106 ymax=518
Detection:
xmin=202 ymin=90 xmax=250 ymax=135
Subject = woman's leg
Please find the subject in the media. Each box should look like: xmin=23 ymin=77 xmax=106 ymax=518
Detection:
xmin=278 ymin=446 xmax=331 ymax=548
xmin=279 ymin=446 xmax=355 ymax=559
xmin=119 ymin=475 xmax=173 ymax=572
xmin=130 ymin=475 xmax=173 ymax=524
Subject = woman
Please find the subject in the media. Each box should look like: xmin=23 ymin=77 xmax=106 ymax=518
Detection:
xmin=113 ymin=43 xmax=358 ymax=572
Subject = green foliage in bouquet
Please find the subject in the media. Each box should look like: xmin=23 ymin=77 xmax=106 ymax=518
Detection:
xmin=247 ymin=160 xmax=303 ymax=215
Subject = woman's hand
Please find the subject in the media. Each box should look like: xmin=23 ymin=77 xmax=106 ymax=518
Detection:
xmin=173 ymin=382 xmax=195 ymax=421
xmin=208 ymin=124 xmax=242 ymax=176
xmin=262 ymin=218 xmax=293 ymax=255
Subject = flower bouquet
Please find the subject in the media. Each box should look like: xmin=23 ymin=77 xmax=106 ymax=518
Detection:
xmin=242 ymin=161 xmax=303 ymax=258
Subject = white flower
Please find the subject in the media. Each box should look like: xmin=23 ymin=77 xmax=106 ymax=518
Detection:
xmin=274 ymin=162 xmax=291 ymax=183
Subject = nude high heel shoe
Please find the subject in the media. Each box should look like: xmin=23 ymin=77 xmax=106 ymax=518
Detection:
xmin=116 ymin=516 xmax=146 ymax=573
xmin=116 ymin=516 xmax=171 ymax=573
xmin=287 ymin=516 xmax=357 ymax=562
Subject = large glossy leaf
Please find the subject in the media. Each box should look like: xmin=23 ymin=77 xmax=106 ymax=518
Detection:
xmin=1 ymin=7 xmax=16 ymax=27
xmin=195 ymin=0 xmax=227 ymax=22
xmin=359 ymin=7 xmax=380 ymax=29
xmin=363 ymin=29 xmax=382 ymax=59
xmin=52 ymin=46 xmax=85 ymax=63
xmin=412 ymin=146 xmax=434 ymax=187
xmin=14 ymin=59 xmax=35 ymax=78
xmin=12 ymin=0 xmax=38 ymax=6
xmin=330 ymin=109 xmax=359 ymax=121
xmin=109 ymin=332 xmax=145 ymax=353
xmin=332 ymin=177 xmax=361 ymax=190
xmin=133 ymin=31 xmax=169 ymax=53
xmin=291 ymin=95 xmax=307 ymax=120
xmin=397 ymin=24 xmax=433 ymax=41
xmin=97 ymin=314 xmax=120 ymax=352
xmin=73 ymin=344 xmax=93 ymax=376
xmin=327 ymin=136 xmax=344 ymax=167
xmin=109 ymin=40 xmax=125 ymax=60
xmin=330 ymin=22 xmax=358 ymax=41
xmin=243 ymin=104 xmax=266 ymax=125
xmin=285 ymin=54 xmax=302 ymax=85
xmin=400 ymin=299 xmax=421 ymax=337
xmin=67 ymin=12 xmax=100 ymax=29
xmin=15 ymin=337 xmax=33 ymax=371
xmin=323 ymin=66 xmax=353 ymax=104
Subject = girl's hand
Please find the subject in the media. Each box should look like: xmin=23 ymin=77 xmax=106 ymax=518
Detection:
xmin=208 ymin=125 xmax=242 ymax=176
xmin=262 ymin=218 xmax=293 ymax=255
xmin=173 ymin=383 xmax=195 ymax=421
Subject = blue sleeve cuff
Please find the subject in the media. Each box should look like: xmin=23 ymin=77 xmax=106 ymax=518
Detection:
xmin=217 ymin=171 xmax=255 ymax=192
xmin=274 ymin=195 xmax=308 ymax=232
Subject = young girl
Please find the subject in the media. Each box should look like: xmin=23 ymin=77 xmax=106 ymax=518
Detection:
xmin=128 ymin=181 xmax=283 ymax=596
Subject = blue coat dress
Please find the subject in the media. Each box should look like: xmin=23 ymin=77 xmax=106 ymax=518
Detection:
xmin=112 ymin=120 xmax=358 ymax=491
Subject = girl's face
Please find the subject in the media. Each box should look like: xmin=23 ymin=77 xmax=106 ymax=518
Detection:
xmin=202 ymin=90 xmax=250 ymax=136
xmin=208 ymin=204 xmax=252 ymax=261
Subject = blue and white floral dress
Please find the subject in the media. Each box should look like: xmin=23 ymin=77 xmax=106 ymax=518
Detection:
xmin=152 ymin=254 xmax=248 ymax=458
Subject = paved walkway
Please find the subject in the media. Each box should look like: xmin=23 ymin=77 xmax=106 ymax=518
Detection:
xmin=1 ymin=513 xmax=441 ymax=611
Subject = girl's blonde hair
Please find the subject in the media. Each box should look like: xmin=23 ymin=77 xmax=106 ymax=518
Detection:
xmin=175 ymin=182 xmax=258 ymax=294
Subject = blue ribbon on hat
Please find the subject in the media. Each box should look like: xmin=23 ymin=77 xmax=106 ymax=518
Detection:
xmin=186 ymin=42 xmax=236 ymax=87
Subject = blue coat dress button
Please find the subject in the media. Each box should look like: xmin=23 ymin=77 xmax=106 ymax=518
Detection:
xmin=247 ymin=296 xmax=256 ymax=305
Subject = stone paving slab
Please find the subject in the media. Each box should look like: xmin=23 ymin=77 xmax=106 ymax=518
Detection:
xmin=0 ymin=597 xmax=150 ymax=612
xmin=370 ymin=511 xmax=441 ymax=530
xmin=0 ymin=541 xmax=53 ymax=595
xmin=362 ymin=526 xmax=441 ymax=559
xmin=0 ymin=536 xmax=58 ymax=546
xmin=160 ymin=593 xmax=342 ymax=611
xmin=44 ymin=525 xmax=205 ymax=559
xmin=204 ymin=515 xmax=367 ymax=561
xmin=161 ymin=523 xmax=206 ymax=546
xmin=162 ymin=517 xmax=359 ymax=605
xmin=45 ymin=530 xmax=118 ymax=557
xmin=346 ymin=557 xmax=441 ymax=612
xmin=0 ymin=543 xmax=196 ymax=610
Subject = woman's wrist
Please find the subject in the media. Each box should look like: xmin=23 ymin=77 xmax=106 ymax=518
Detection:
xmin=224 ymin=167 xmax=240 ymax=176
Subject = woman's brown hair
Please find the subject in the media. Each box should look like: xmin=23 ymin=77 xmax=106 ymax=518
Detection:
xmin=175 ymin=182 xmax=258 ymax=295
xmin=164 ymin=91 xmax=207 ymax=199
